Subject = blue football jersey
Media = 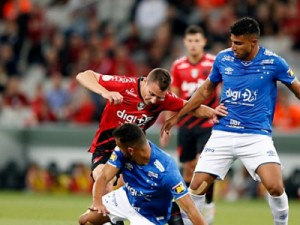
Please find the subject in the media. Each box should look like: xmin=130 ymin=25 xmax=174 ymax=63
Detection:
xmin=107 ymin=141 xmax=188 ymax=225
xmin=209 ymin=47 xmax=296 ymax=135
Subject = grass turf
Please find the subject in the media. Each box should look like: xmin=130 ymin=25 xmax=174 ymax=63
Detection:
xmin=0 ymin=191 xmax=299 ymax=225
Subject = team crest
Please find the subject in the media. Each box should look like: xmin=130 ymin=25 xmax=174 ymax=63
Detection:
xmin=137 ymin=102 xmax=146 ymax=110
xmin=173 ymin=181 xmax=186 ymax=194
xmin=191 ymin=69 xmax=199 ymax=78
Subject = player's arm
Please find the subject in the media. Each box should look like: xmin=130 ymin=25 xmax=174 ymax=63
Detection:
xmin=76 ymin=70 xmax=123 ymax=104
xmin=287 ymin=79 xmax=300 ymax=99
xmin=161 ymin=78 xmax=217 ymax=135
xmin=159 ymin=86 xmax=181 ymax=147
xmin=176 ymin=194 xmax=207 ymax=225
xmin=91 ymin=163 xmax=120 ymax=215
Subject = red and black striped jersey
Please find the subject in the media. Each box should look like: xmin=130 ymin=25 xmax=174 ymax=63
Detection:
xmin=89 ymin=74 xmax=184 ymax=153
xmin=171 ymin=54 xmax=219 ymax=129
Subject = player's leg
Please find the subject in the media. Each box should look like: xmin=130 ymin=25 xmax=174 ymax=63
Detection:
xmin=177 ymin=126 xmax=197 ymax=186
xmin=256 ymin=163 xmax=288 ymax=225
xmin=181 ymin=172 xmax=215 ymax=225
xmin=183 ymin=130 xmax=234 ymax=225
xmin=196 ymin=128 xmax=215 ymax=225
xmin=239 ymin=134 xmax=288 ymax=225
xmin=79 ymin=148 xmax=124 ymax=225
xmin=167 ymin=127 xmax=195 ymax=225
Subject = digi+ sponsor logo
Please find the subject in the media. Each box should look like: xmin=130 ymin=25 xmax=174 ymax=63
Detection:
xmin=225 ymin=88 xmax=257 ymax=103
xmin=117 ymin=110 xmax=153 ymax=126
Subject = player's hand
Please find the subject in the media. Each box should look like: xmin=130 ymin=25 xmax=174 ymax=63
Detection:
xmin=90 ymin=202 xmax=110 ymax=216
xmin=102 ymin=91 xmax=123 ymax=105
xmin=160 ymin=114 xmax=179 ymax=137
xmin=214 ymin=103 xmax=228 ymax=117
xmin=210 ymin=104 xmax=228 ymax=124
xmin=160 ymin=130 xmax=171 ymax=147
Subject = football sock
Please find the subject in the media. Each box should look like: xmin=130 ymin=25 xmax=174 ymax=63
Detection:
xmin=267 ymin=192 xmax=289 ymax=225
xmin=191 ymin=193 xmax=206 ymax=212
xmin=180 ymin=194 xmax=206 ymax=225
xmin=168 ymin=201 xmax=184 ymax=225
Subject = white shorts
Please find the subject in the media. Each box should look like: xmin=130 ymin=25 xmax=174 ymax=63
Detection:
xmin=103 ymin=187 xmax=155 ymax=225
xmin=195 ymin=130 xmax=281 ymax=181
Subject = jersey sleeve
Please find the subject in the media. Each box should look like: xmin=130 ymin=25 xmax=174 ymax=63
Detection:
xmin=209 ymin=54 xmax=222 ymax=84
xmin=107 ymin=147 xmax=124 ymax=169
xmin=162 ymin=91 xmax=184 ymax=111
xmin=163 ymin=159 xmax=189 ymax=200
xmin=275 ymin=57 xmax=297 ymax=85
xmin=98 ymin=74 xmax=133 ymax=92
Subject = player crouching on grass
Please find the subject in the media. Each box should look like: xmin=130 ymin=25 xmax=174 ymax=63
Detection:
xmin=79 ymin=123 xmax=207 ymax=225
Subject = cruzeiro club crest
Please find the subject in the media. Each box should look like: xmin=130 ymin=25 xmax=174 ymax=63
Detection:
xmin=137 ymin=102 xmax=146 ymax=110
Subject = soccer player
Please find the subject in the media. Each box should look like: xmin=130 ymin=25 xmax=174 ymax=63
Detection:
xmin=76 ymin=68 xmax=226 ymax=225
xmin=161 ymin=17 xmax=300 ymax=225
xmin=169 ymin=25 xmax=218 ymax=224
xmin=79 ymin=123 xmax=208 ymax=225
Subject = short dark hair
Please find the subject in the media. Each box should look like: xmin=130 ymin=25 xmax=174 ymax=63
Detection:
xmin=184 ymin=25 xmax=204 ymax=36
xmin=147 ymin=68 xmax=171 ymax=91
xmin=230 ymin=17 xmax=260 ymax=37
xmin=113 ymin=123 xmax=146 ymax=148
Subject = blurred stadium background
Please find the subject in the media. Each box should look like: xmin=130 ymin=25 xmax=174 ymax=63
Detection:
xmin=0 ymin=0 xmax=299 ymax=224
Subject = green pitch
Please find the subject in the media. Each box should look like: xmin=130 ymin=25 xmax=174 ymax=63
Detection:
xmin=0 ymin=191 xmax=299 ymax=225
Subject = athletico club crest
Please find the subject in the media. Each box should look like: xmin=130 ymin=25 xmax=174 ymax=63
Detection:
xmin=137 ymin=102 xmax=146 ymax=110
xmin=191 ymin=69 xmax=199 ymax=78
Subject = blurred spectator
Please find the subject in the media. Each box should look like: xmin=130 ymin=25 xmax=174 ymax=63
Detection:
xmin=63 ymin=32 xmax=85 ymax=75
xmin=107 ymin=44 xmax=137 ymax=75
xmin=0 ymin=63 xmax=8 ymax=93
xmin=26 ymin=162 xmax=51 ymax=192
xmin=31 ymin=83 xmax=57 ymax=123
xmin=45 ymin=72 xmax=71 ymax=120
xmin=134 ymin=0 xmax=168 ymax=41
xmin=1 ymin=160 xmax=25 ymax=190
xmin=281 ymin=0 xmax=300 ymax=50
xmin=68 ymin=162 xmax=93 ymax=194
xmin=0 ymin=20 xmax=23 ymax=61
xmin=0 ymin=76 xmax=36 ymax=126
xmin=3 ymin=76 xmax=30 ymax=107
xmin=0 ymin=43 xmax=19 ymax=76
xmin=67 ymin=87 xmax=96 ymax=124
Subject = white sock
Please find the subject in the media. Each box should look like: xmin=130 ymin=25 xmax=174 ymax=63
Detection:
xmin=181 ymin=194 xmax=206 ymax=225
xmin=267 ymin=192 xmax=289 ymax=225
xmin=191 ymin=193 xmax=206 ymax=212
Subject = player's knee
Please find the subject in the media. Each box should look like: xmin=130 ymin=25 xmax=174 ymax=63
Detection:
xmin=267 ymin=183 xmax=285 ymax=196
